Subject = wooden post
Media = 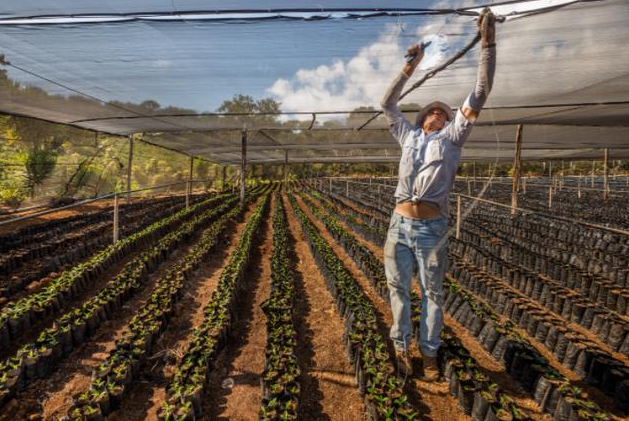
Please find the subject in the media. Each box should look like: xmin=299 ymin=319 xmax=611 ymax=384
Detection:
xmin=604 ymin=148 xmax=609 ymax=201
xmin=577 ymin=179 xmax=582 ymax=199
xmin=126 ymin=136 xmax=134 ymax=203
xmin=467 ymin=177 xmax=471 ymax=195
xmin=283 ymin=150 xmax=288 ymax=186
xmin=548 ymin=185 xmax=553 ymax=209
xmin=113 ymin=193 xmax=120 ymax=244
xmin=511 ymin=125 xmax=523 ymax=215
xmin=346 ymin=179 xmax=349 ymax=197
xmin=240 ymin=131 xmax=247 ymax=209
xmin=186 ymin=156 xmax=193 ymax=208
xmin=456 ymin=195 xmax=461 ymax=239
xmin=329 ymin=177 xmax=332 ymax=193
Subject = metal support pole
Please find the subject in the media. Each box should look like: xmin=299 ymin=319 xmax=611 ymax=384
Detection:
xmin=185 ymin=181 xmax=190 ymax=209
xmin=511 ymin=125 xmax=523 ymax=215
xmin=346 ymin=179 xmax=349 ymax=197
xmin=456 ymin=195 xmax=461 ymax=239
xmin=126 ymin=137 xmax=134 ymax=203
xmin=548 ymin=185 xmax=553 ymax=209
xmin=604 ymin=148 xmax=609 ymax=201
xmin=329 ymin=178 xmax=332 ymax=193
xmin=113 ymin=193 xmax=120 ymax=244
xmin=577 ymin=179 xmax=582 ymax=199
xmin=523 ymin=178 xmax=527 ymax=194
xmin=221 ymin=166 xmax=227 ymax=191
xmin=240 ymin=131 xmax=247 ymax=209
xmin=591 ymin=160 xmax=595 ymax=187
xmin=467 ymin=177 xmax=471 ymax=195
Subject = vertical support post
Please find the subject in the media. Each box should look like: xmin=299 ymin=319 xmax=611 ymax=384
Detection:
xmin=126 ymin=136 xmax=134 ymax=203
xmin=604 ymin=148 xmax=609 ymax=201
xmin=591 ymin=160 xmax=595 ymax=187
xmin=523 ymin=177 xmax=527 ymax=194
xmin=456 ymin=195 xmax=461 ymax=239
xmin=113 ymin=193 xmax=120 ymax=244
xmin=221 ymin=166 xmax=227 ymax=191
xmin=467 ymin=177 xmax=471 ymax=195
xmin=187 ymin=156 xmax=193 ymax=208
xmin=548 ymin=185 xmax=553 ymax=209
xmin=577 ymin=179 xmax=582 ymax=199
xmin=283 ymin=150 xmax=288 ymax=186
xmin=346 ymin=179 xmax=349 ymax=197
xmin=329 ymin=177 xmax=332 ymax=193
xmin=378 ymin=184 xmax=382 ymax=209
xmin=511 ymin=124 xmax=523 ymax=215
xmin=240 ymin=131 xmax=247 ymax=209
xmin=549 ymin=160 xmax=552 ymax=180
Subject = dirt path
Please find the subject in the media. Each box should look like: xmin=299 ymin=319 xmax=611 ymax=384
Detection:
xmin=200 ymin=195 xmax=274 ymax=421
xmin=283 ymin=193 xmax=365 ymax=421
xmin=106 ymin=200 xmax=263 ymax=421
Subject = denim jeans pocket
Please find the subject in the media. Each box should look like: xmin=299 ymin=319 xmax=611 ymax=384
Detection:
xmin=426 ymin=217 xmax=448 ymax=238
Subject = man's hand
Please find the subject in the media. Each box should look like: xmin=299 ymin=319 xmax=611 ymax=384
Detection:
xmin=478 ymin=8 xmax=496 ymax=47
xmin=402 ymin=43 xmax=427 ymax=77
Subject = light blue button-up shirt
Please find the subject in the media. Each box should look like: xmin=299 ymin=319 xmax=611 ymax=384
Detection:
xmin=381 ymin=73 xmax=474 ymax=217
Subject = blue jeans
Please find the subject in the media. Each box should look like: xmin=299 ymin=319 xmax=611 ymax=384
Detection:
xmin=384 ymin=211 xmax=449 ymax=357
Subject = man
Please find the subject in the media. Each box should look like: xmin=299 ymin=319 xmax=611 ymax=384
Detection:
xmin=380 ymin=10 xmax=496 ymax=381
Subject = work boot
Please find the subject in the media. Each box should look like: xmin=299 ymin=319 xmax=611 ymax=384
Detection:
xmin=421 ymin=355 xmax=440 ymax=382
xmin=395 ymin=349 xmax=413 ymax=378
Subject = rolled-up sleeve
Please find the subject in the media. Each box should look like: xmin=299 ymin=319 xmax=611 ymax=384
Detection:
xmin=445 ymin=108 xmax=474 ymax=147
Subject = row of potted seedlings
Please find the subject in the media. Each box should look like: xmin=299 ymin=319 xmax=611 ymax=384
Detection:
xmin=308 ymin=190 xmax=387 ymax=246
xmin=453 ymin=226 xmax=629 ymax=356
xmin=0 ymin=193 xmax=242 ymax=410
xmin=0 ymin=193 xmax=229 ymax=349
xmin=449 ymin=235 xmax=629 ymax=405
xmin=60 ymin=196 xmax=248 ymax=420
xmin=299 ymin=192 xmax=389 ymax=299
xmin=460 ymin=198 xmax=627 ymax=280
xmin=288 ymin=194 xmax=418 ymax=421
xmin=458 ymin=212 xmax=629 ymax=333
xmin=301 ymin=189 xmax=534 ymax=421
xmin=158 ymin=193 xmax=270 ymax=421
xmin=259 ymin=191 xmax=300 ymax=421
xmin=442 ymin=267 xmax=623 ymax=419
xmin=0 ymin=195 xmax=200 ymax=302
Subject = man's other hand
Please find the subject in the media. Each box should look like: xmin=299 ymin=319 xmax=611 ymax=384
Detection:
xmin=403 ymin=44 xmax=426 ymax=77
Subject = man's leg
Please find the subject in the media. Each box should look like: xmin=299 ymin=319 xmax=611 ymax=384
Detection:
xmin=384 ymin=214 xmax=415 ymax=352
xmin=413 ymin=216 xmax=448 ymax=358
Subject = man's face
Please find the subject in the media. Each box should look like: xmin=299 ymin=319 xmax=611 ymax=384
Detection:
xmin=422 ymin=107 xmax=448 ymax=132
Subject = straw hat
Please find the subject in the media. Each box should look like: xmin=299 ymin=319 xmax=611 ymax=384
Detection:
xmin=415 ymin=101 xmax=454 ymax=126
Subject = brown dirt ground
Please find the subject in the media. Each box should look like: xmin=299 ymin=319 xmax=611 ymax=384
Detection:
xmin=295 ymin=194 xmax=466 ymax=421
xmin=284 ymin=193 xmax=365 ymax=421
xmin=201 ymin=195 xmax=275 ymax=421
xmin=106 ymin=199 xmax=262 ymax=421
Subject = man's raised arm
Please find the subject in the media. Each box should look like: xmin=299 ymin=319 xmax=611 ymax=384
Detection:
xmin=461 ymin=9 xmax=497 ymax=123
xmin=379 ymin=44 xmax=427 ymax=144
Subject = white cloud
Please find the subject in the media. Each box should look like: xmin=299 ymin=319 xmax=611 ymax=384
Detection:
xmin=267 ymin=23 xmax=453 ymax=122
